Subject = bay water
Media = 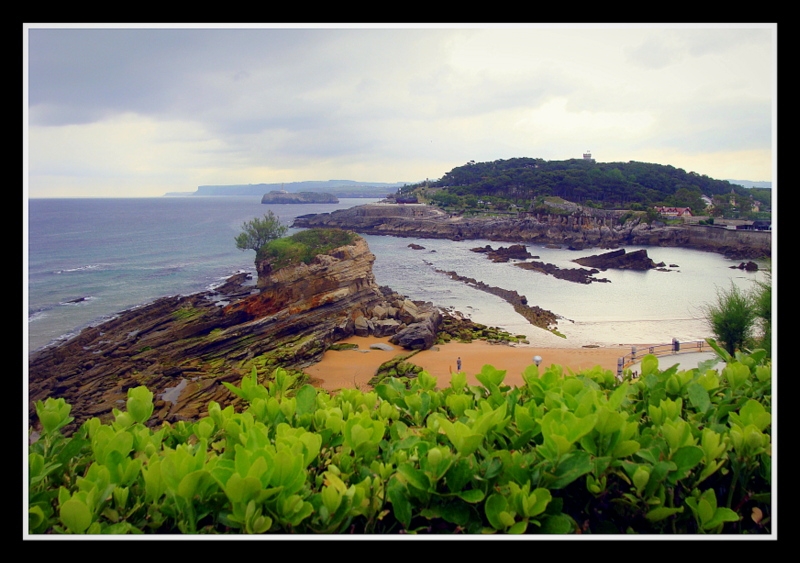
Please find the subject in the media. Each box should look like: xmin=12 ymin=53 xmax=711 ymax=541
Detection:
xmin=26 ymin=197 xmax=768 ymax=354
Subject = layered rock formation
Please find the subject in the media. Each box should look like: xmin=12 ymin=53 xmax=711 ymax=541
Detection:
xmin=28 ymin=233 xmax=441 ymax=432
xmin=293 ymin=204 xmax=771 ymax=259
xmin=434 ymin=268 xmax=560 ymax=333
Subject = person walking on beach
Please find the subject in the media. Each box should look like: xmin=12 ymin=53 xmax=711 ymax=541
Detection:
xmin=457 ymin=357 xmax=462 ymax=371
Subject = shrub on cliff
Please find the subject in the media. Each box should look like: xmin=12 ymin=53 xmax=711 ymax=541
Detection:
xmin=235 ymin=211 xmax=288 ymax=255
xmin=258 ymin=228 xmax=357 ymax=269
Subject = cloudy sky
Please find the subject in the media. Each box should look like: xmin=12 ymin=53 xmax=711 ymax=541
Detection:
xmin=24 ymin=24 xmax=776 ymax=198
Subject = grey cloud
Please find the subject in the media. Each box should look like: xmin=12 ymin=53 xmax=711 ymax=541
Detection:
xmin=28 ymin=28 xmax=360 ymax=126
xmin=650 ymin=98 xmax=772 ymax=152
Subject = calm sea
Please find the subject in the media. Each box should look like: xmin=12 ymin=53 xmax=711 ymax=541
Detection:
xmin=26 ymin=197 xmax=769 ymax=353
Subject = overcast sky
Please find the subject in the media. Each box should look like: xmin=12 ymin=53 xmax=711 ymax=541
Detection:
xmin=24 ymin=24 xmax=776 ymax=198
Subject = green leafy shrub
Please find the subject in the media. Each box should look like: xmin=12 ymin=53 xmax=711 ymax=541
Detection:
xmin=753 ymin=274 xmax=772 ymax=356
xmin=258 ymin=229 xmax=357 ymax=269
xmin=28 ymin=346 xmax=771 ymax=535
xmin=703 ymin=283 xmax=758 ymax=356
xmin=235 ymin=211 xmax=288 ymax=254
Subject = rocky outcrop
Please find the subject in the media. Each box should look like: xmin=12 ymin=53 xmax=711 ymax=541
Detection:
xmin=28 ymin=234 xmax=441 ymax=432
xmin=573 ymin=248 xmax=658 ymax=271
xmin=261 ymin=191 xmax=338 ymax=204
xmin=469 ymin=244 xmax=608 ymax=283
xmin=514 ymin=261 xmax=609 ymax=284
xmin=731 ymin=261 xmax=760 ymax=271
xmin=471 ymin=244 xmax=534 ymax=262
xmin=434 ymin=268 xmax=560 ymax=333
xmin=293 ymin=204 xmax=771 ymax=259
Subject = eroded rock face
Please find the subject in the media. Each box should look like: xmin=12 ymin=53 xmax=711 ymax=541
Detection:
xmin=28 ymin=234 xmax=440 ymax=432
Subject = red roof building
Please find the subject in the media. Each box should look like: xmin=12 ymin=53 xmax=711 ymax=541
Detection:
xmin=654 ymin=206 xmax=693 ymax=217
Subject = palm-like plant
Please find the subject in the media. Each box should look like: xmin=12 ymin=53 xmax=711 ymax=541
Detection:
xmin=704 ymin=283 xmax=757 ymax=356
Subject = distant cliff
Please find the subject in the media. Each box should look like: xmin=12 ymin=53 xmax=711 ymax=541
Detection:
xmin=293 ymin=204 xmax=771 ymax=259
xmin=193 ymin=180 xmax=407 ymax=197
xmin=28 ymin=233 xmax=442 ymax=431
xmin=261 ymin=191 xmax=338 ymax=204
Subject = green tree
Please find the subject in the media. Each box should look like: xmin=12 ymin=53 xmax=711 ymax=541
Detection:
xmin=235 ymin=211 xmax=288 ymax=255
xmin=703 ymin=283 xmax=757 ymax=356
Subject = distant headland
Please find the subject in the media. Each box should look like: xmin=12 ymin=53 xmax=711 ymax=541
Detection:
xmin=260 ymin=190 xmax=339 ymax=204
xmin=184 ymin=180 xmax=412 ymax=198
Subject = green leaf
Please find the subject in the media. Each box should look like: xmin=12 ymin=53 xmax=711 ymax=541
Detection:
xmin=177 ymin=469 xmax=211 ymax=501
xmin=224 ymin=473 xmax=263 ymax=504
xmin=540 ymin=513 xmax=574 ymax=534
xmin=457 ymin=489 xmax=485 ymax=503
xmin=387 ymin=478 xmax=412 ymax=529
xmin=35 ymin=397 xmax=74 ymax=435
xmin=735 ymin=399 xmax=771 ymax=431
xmin=126 ymin=386 xmax=154 ymax=424
xmin=705 ymin=507 xmax=740 ymax=529
xmin=548 ymin=451 xmax=594 ymax=489
xmin=645 ymin=506 xmax=683 ymax=522
xmin=485 ymin=493 xmax=512 ymax=531
xmin=450 ymin=371 xmax=467 ymax=391
xmin=445 ymin=458 xmax=474 ymax=493
xmin=671 ymin=445 xmax=704 ymax=479
xmin=476 ymin=364 xmax=507 ymax=388
xmin=294 ymin=385 xmax=317 ymax=416
xmin=686 ymin=383 xmax=711 ymax=414
xmin=641 ymin=355 xmax=659 ymax=377
xmin=611 ymin=440 xmax=640 ymax=459
xmin=398 ymin=463 xmax=431 ymax=492
xmin=60 ymin=498 xmax=92 ymax=533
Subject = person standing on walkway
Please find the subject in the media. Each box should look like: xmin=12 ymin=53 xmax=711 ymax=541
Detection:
xmin=457 ymin=357 xmax=462 ymax=371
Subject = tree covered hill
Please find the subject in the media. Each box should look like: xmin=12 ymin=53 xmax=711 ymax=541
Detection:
xmin=402 ymin=157 xmax=770 ymax=215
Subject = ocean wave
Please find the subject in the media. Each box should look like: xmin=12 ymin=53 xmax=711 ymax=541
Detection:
xmin=28 ymin=310 xmax=49 ymax=323
xmin=54 ymin=263 xmax=108 ymax=274
xmin=206 ymin=269 xmax=255 ymax=291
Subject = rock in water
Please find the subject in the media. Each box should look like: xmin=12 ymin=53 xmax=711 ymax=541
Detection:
xmin=573 ymin=248 xmax=657 ymax=271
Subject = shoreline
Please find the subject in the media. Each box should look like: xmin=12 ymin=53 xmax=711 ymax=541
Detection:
xmin=303 ymin=335 xmax=654 ymax=392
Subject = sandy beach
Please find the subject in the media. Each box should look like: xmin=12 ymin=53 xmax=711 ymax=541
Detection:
xmin=304 ymin=335 xmax=642 ymax=392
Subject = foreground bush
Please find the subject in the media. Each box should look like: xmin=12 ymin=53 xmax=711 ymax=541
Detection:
xmin=28 ymin=339 xmax=771 ymax=535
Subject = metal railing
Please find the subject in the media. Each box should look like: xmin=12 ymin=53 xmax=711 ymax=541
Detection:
xmin=616 ymin=339 xmax=710 ymax=378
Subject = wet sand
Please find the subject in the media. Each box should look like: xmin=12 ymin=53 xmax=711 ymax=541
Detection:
xmin=303 ymin=335 xmax=643 ymax=392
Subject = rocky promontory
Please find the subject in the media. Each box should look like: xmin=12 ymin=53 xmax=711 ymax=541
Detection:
xmin=573 ymin=248 xmax=658 ymax=271
xmin=261 ymin=191 xmax=339 ymax=204
xmin=28 ymin=232 xmax=441 ymax=432
xmin=293 ymin=203 xmax=771 ymax=259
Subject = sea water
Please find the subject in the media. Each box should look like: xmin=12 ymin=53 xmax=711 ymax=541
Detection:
xmin=26 ymin=197 xmax=769 ymax=353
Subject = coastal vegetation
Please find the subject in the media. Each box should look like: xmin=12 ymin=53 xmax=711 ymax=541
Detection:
xmin=400 ymin=157 xmax=770 ymax=219
xmin=28 ymin=185 xmax=773 ymax=535
xmin=235 ymin=211 xmax=288 ymax=255
xmin=704 ymin=273 xmax=772 ymax=357
xmin=29 ymin=342 xmax=771 ymax=535
xmin=257 ymin=228 xmax=357 ymax=269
